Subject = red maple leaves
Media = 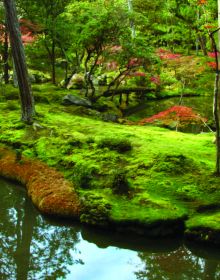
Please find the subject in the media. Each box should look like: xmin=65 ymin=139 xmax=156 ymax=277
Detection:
xmin=198 ymin=0 xmax=207 ymax=5
xmin=139 ymin=106 xmax=206 ymax=126
xmin=0 ymin=18 xmax=39 ymax=45
xmin=156 ymin=49 xmax=181 ymax=60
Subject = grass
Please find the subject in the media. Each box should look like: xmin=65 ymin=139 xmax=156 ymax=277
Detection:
xmin=0 ymin=83 xmax=220 ymax=238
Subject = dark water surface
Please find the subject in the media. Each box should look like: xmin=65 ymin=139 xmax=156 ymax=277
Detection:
xmin=1 ymin=178 xmax=220 ymax=280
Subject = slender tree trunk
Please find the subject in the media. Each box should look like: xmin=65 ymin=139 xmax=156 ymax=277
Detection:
xmin=218 ymin=0 xmax=220 ymax=46
xmin=214 ymin=1 xmax=220 ymax=174
xmin=198 ymin=34 xmax=207 ymax=56
xmin=84 ymin=50 xmax=92 ymax=97
xmin=3 ymin=0 xmax=35 ymax=123
xmin=51 ymin=39 xmax=56 ymax=84
xmin=213 ymin=72 xmax=220 ymax=175
xmin=127 ymin=0 xmax=136 ymax=38
xmin=210 ymin=29 xmax=220 ymax=175
xmin=12 ymin=58 xmax=18 ymax=87
xmin=3 ymin=26 xmax=9 ymax=84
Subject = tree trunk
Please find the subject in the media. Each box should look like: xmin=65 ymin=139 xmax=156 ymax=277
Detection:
xmin=198 ymin=34 xmax=207 ymax=56
xmin=127 ymin=0 xmax=136 ymax=38
xmin=51 ymin=39 xmax=56 ymax=84
xmin=213 ymin=72 xmax=220 ymax=175
xmin=3 ymin=26 xmax=9 ymax=84
xmin=210 ymin=29 xmax=220 ymax=175
xmin=3 ymin=0 xmax=35 ymax=123
xmin=218 ymin=0 xmax=220 ymax=47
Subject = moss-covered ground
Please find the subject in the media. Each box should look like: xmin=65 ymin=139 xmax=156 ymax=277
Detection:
xmin=1 ymin=84 xmax=220 ymax=243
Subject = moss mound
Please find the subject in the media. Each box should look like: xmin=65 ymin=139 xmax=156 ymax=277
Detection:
xmin=97 ymin=137 xmax=132 ymax=153
xmin=152 ymin=153 xmax=199 ymax=175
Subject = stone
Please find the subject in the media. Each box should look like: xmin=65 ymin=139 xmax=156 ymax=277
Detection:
xmin=62 ymin=94 xmax=92 ymax=107
xmin=102 ymin=113 xmax=119 ymax=122
xmin=66 ymin=73 xmax=85 ymax=89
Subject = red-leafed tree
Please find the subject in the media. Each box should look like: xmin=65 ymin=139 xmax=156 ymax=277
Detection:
xmin=139 ymin=106 xmax=206 ymax=128
xmin=0 ymin=18 xmax=38 ymax=84
xmin=3 ymin=0 xmax=35 ymax=123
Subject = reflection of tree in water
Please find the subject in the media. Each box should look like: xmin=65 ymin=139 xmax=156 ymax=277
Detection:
xmin=135 ymin=247 xmax=220 ymax=280
xmin=0 ymin=179 xmax=81 ymax=280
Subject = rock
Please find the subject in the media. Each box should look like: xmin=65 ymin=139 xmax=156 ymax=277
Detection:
xmin=66 ymin=73 xmax=85 ymax=89
xmin=62 ymin=94 xmax=92 ymax=107
xmin=102 ymin=113 xmax=119 ymax=122
xmin=29 ymin=74 xmax=36 ymax=83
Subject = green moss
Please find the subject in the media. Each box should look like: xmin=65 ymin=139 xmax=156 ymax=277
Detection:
xmin=185 ymin=212 xmax=220 ymax=244
xmin=0 ymin=86 xmax=220 ymax=236
xmin=79 ymin=193 xmax=112 ymax=226
xmin=151 ymin=153 xmax=200 ymax=175
xmin=97 ymin=136 xmax=132 ymax=153
xmin=186 ymin=213 xmax=220 ymax=231
xmin=73 ymin=163 xmax=99 ymax=189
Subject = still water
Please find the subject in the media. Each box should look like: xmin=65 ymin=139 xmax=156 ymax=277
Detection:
xmin=1 ymin=177 xmax=220 ymax=280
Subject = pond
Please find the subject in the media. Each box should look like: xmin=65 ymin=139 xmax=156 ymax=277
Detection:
xmin=126 ymin=96 xmax=214 ymax=133
xmin=1 ymin=177 xmax=220 ymax=280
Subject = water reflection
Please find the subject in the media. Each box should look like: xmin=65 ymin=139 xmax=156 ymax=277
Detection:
xmin=0 ymin=179 xmax=81 ymax=280
xmin=1 ymin=177 xmax=220 ymax=280
xmin=135 ymin=248 xmax=220 ymax=280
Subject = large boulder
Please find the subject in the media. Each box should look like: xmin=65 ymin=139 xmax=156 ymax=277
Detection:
xmin=62 ymin=94 xmax=92 ymax=108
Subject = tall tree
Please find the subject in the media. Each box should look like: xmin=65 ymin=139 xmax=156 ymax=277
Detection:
xmin=216 ymin=0 xmax=220 ymax=175
xmin=3 ymin=0 xmax=35 ymax=123
xmin=17 ymin=0 xmax=71 ymax=84
xmin=209 ymin=0 xmax=220 ymax=175
xmin=218 ymin=0 xmax=220 ymax=45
